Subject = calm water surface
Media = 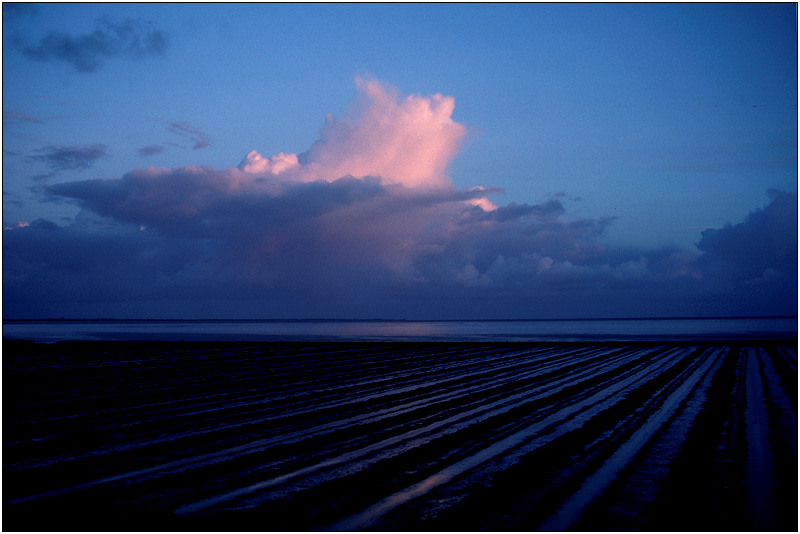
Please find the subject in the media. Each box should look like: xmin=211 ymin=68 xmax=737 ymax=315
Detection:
xmin=2 ymin=317 xmax=796 ymax=343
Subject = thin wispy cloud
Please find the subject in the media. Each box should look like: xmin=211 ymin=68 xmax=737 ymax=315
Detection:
xmin=3 ymin=109 xmax=44 ymax=124
xmin=166 ymin=121 xmax=211 ymax=150
xmin=138 ymin=144 xmax=165 ymax=158
xmin=30 ymin=144 xmax=108 ymax=173
xmin=17 ymin=16 xmax=169 ymax=73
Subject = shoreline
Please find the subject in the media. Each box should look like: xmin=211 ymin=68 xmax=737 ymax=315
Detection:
xmin=3 ymin=317 xmax=796 ymax=345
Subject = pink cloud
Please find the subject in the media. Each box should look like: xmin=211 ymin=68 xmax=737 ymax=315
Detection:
xmin=239 ymin=151 xmax=299 ymax=175
xmin=239 ymin=77 xmax=467 ymax=189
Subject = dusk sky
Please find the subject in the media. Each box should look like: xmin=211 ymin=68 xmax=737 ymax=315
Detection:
xmin=2 ymin=2 xmax=797 ymax=320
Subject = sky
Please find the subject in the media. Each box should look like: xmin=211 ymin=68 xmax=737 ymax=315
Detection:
xmin=2 ymin=2 xmax=797 ymax=320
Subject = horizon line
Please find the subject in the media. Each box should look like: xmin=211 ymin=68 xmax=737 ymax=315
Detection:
xmin=2 ymin=315 xmax=797 ymax=323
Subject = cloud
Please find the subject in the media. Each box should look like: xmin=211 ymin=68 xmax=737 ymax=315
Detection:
xmin=461 ymin=200 xmax=566 ymax=224
xmin=138 ymin=144 xmax=165 ymax=158
xmin=44 ymin=157 xmax=677 ymax=315
xmin=18 ymin=16 xmax=169 ymax=72
xmin=42 ymin=79 xmax=615 ymax=310
xmin=2 ymin=216 xmax=209 ymax=316
xmin=2 ymin=3 xmax=37 ymax=20
xmin=239 ymin=151 xmax=299 ymax=175
xmin=49 ymin=167 xmax=382 ymax=238
xmin=697 ymin=190 xmax=797 ymax=291
xmin=239 ymin=77 xmax=467 ymax=189
xmin=6 ymin=78 xmax=795 ymax=319
xmin=3 ymin=109 xmax=43 ymax=123
xmin=4 ymin=221 xmax=30 ymax=231
xmin=29 ymin=144 xmax=108 ymax=173
xmin=166 ymin=121 xmax=211 ymax=150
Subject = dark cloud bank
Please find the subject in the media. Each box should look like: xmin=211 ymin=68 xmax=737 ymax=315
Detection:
xmin=4 ymin=179 xmax=794 ymax=319
xmin=3 ymin=81 xmax=796 ymax=319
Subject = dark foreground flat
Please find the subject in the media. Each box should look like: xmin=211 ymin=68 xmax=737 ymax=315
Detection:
xmin=3 ymin=340 xmax=797 ymax=531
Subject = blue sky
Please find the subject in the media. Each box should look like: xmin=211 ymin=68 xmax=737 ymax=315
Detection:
xmin=3 ymin=2 xmax=797 ymax=319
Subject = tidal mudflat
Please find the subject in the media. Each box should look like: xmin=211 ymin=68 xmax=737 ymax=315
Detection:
xmin=3 ymin=341 xmax=796 ymax=531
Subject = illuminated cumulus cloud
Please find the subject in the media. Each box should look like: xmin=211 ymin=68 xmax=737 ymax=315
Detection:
xmin=239 ymin=151 xmax=299 ymax=175
xmin=239 ymin=77 xmax=467 ymax=189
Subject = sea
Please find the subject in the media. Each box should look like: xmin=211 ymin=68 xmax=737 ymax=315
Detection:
xmin=2 ymin=317 xmax=796 ymax=343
